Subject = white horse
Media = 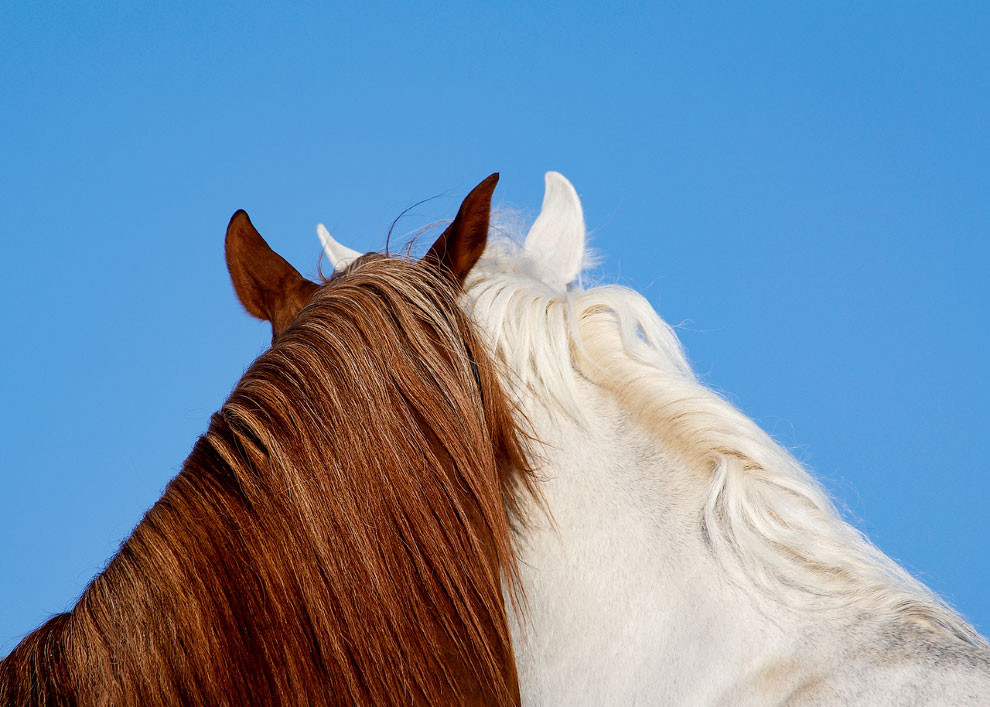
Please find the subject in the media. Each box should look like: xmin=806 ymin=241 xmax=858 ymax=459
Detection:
xmin=320 ymin=174 xmax=990 ymax=705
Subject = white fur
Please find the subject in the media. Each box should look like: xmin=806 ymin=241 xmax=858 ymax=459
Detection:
xmin=316 ymin=223 xmax=361 ymax=271
xmin=465 ymin=173 xmax=990 ymax=705
xmin=522 ymin=171 xmax=586 ymax=289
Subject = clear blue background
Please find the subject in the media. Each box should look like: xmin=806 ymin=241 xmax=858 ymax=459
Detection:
xmin=2 ymin=2 xmax=987 ymax=655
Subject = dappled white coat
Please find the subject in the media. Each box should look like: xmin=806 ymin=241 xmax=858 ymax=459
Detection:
xmin=322 ymin=174 xmax=990 ymax=705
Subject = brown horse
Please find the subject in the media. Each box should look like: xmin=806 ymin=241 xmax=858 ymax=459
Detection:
xmin=0 ymin=175 xmax=533 ymax=706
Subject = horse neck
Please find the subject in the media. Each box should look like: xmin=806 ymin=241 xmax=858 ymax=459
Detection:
xmin=3 ymin=409 xmax=518 ymax=706
xmin=512 ymin=378 xmax=990 ymax=705
xmin=506 ymin=343 xmax=986 ymax=703
xmin=40 ymin=429 xmax=352 ymax=705
xmin=509 ymin=378 xmax=820 ymax=703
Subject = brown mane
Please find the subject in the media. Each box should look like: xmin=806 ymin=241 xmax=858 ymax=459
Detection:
xmin=1 ymin=196 xmax=533 ymax=704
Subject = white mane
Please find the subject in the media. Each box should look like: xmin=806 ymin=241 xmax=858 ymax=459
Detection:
xmin=467 ymin=226 xmax=984 ymax=648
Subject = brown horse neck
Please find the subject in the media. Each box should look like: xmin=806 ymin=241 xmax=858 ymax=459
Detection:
xmin=0 ymin=613 xmax=75 ymax=706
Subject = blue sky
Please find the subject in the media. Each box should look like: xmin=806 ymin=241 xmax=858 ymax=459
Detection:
xmin=2 ymin=2 xmax=987 ymax=654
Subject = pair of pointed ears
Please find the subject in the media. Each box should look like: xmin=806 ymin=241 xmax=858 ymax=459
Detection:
xmin=320 ymin=171 xmax=586 ymax=291
xmin=318 ymin=173 xmax=499 ymax=286
xmin=225 ymin=174 xmax=499 ymax=339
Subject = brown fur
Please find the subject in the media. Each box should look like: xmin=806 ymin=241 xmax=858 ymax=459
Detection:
xmin=1 ymin=176 xmax=533 ymax=706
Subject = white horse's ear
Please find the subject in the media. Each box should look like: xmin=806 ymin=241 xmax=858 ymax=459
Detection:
xmin=523 ymin=171 xmax=586 ymax=289
xmin=317 ymin=224 xmax=362 ymax=271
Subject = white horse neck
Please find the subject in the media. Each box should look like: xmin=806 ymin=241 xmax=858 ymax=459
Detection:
xmin=468 ymin=238 xmax=990 ymax=705
xmin=506 ymin=377 xmax=806 ymax=704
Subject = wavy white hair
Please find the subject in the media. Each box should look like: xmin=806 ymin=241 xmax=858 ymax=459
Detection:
xmin=465 ymin=200 xmax=983 ymax=649
xmin=317 ymin=172 xmax=985 ymax=656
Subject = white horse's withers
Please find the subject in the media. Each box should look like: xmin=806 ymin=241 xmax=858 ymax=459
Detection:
xmin=321 ymin=174 xmax=990 ymax=705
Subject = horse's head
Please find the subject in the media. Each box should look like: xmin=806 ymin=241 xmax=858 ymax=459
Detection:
xmin=217 ymin=173 xmax=533 ymax=705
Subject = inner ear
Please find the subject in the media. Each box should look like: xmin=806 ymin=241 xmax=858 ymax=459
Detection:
xmin=225 ymin=210 xmax=320 ymax=338
xmin=424 ymin=173 xmax=499 ymax=286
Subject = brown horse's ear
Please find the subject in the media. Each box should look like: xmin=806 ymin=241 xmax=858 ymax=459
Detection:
xmin=424 ymin=173 xmax=498 ymax=287
xmin=225 ymin=210 xmax=320 ymax=339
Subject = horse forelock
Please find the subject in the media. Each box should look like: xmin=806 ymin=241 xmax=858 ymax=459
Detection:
xmin=467 ymin=228 xmax=984 ymax=648
xmin=7 ymin=254 xmax=533 ymax=706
